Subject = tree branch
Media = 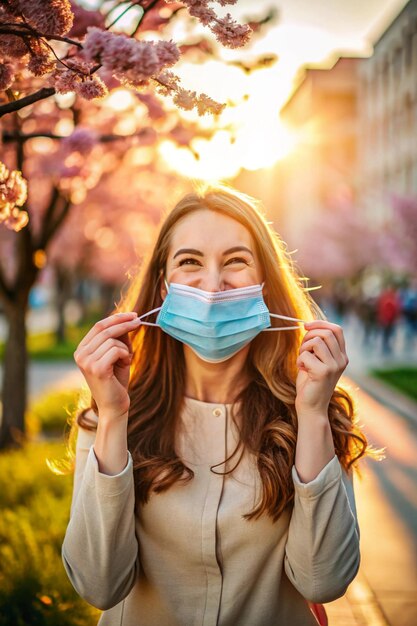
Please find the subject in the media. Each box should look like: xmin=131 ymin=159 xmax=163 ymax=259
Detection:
xmin=2 ymin=129 xmax=154 ymax=143
xmin=0 ymin=25 xmax=82 ymax=48
xmin=41 ymin=197 xmax=72 ymax=248
xmin=132 ymin=0 xmax=160 ymax=35
xmin=0 ymin=88 xmax=56 ymax=118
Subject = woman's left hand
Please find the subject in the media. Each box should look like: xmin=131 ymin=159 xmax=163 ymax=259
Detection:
xmin=295 ymin=320 xmax=349 ymax=417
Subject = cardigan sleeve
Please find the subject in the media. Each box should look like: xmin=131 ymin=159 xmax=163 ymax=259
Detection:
xmin=61 ymin=417 xmax=139 ymax=611
xmin=284 ymin=454 xmax=360 ymax=603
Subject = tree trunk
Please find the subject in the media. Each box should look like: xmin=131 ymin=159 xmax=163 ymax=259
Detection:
xmin=0 ymin=296 xmax=28 ymax=448
xmin=55 ymin=264 xmax=72 ymax=344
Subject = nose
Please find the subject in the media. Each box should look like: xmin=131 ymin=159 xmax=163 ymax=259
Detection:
xmin=202 ymin=270 xmax=223 ymax=292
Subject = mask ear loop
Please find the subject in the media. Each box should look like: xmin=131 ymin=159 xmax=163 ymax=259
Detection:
xmin=261 ymin=282 xmax=308 ymax=330
xmin=264 ymin=313 xmax=308 ymax=331
xmin=138 ymin=274 xmax=169 ymax=327
xmin=136 ymin=306 xmax=162 ymax=327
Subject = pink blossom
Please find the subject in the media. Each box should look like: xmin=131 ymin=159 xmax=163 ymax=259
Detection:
xmin=3 ymin=170 xmax=28 ymax=206
xmin=155 ymin=40 xmax=180 ymax=67
xmin=65 ymin=57 xmax=92 ymax=74
xmin=3 ymin=207 xmax=29 ymax=232
xmin=101 ymin=35 xmax=138 ymax=73
xmin=28 ymin=53 xmax=55 ymax=76
xmin=0 ymin=34 xmax=29 ymax=59
xmin=84 ymin=28 xmax=179 ymax=85
xmin=210 ymin=13 xmax=252 ymax=48
xmin=16 ymin=0 xmax=74 ymax=36
xmin=0 ymin=61 xmax=14 ymax=90
xmin=82 ymin=27 xmax=112 ymax=63
xmin=61 ymin=127 xmax=98 ymax=155
xmin=75 ymin=76 xmax=107 ymax=100
xmin=187 ymin=5 xmax=216 ymax=25
xmin=155 ymin=70 xmax=181 ymax=96
xmin=0 ymin=162 xmax=28 ymax=232
xmin=173 ymin=87 xmax=198 ymax=111
xmin=53 ymin=68 xmax=80 ymax=94
xmin=0 ymin=162 xmax=8 ymax=183
xmin=127 ymin=42 xmax=161 ymax=81
xmin=196 ymin=92 xmax=225 ymax=115
xmin=216 ymin=0 xmax=237 ymax=5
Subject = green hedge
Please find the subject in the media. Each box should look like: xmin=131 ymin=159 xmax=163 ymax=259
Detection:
xmin=0 ymin=441 xmax=101 ymax=626
xmin=371 ymin=367 xmax=417 ymax=402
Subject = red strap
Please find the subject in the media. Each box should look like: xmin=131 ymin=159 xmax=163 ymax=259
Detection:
xmin=308 ymin=602 xmax=328 ymax=626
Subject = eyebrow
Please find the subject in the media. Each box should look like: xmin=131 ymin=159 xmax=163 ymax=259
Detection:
xmin=173 ymin=246 xmax=254 ymax=259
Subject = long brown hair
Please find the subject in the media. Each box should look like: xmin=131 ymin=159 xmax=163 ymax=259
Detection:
xmin=75 ymin=185 xmax=381 ymax=522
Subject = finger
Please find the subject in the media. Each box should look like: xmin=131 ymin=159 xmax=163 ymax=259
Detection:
xmin=77 ymin=317 xmax=138 ymax=360
xmin=304 ymin=320 xmax=346 ymax=354
xmin=299 ymin=337 xmax=336 ymax=367
xmin=296 ymin=349 xmax=327 ymax=376
xmin=77 ymin=312 xmax=137 ymax=351
xmin=82 ymin=338 xmax=131 ymax=370
xmin=89 ymin=346 xmax=133 ymax=380
xmin=302 ymin=329 xmax=345 ymax=365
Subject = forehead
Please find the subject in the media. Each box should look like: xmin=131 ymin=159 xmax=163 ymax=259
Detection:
xmin=169 ymin=209 xmax=253 ymax=252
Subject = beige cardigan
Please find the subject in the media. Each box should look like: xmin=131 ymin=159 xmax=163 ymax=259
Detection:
xmin=62 ymin=396 xmax=360 ymax=626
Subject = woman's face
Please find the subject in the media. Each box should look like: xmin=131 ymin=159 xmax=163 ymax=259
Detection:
xmin=164 ymin=209 xmax=263 ymax=294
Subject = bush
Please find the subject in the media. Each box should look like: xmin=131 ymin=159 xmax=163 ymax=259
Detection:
xmin=0 ymin=441 xmax=100 ymax=626
xmin=26 ymin=389 xmax=81 ymax=437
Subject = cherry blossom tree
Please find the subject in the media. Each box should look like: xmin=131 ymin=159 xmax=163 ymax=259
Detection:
xmin=0 ymin=0 xmax=255 ymax=448
xmin=378 ymin=194 xmax=417 ymax=276
xmin=294 ymin=194 xmax=381 ymax=284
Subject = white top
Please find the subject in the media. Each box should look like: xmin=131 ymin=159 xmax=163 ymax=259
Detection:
xmin=62 ymin=396 xmax=360 ymax=625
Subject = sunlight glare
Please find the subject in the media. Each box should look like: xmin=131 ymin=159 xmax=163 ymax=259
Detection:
xmin=159 ymin=131 xmax=241 ymax=181
xmin=105 ymin=89 xmax=137 ymax=111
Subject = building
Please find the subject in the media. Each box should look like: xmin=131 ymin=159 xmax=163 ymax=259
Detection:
xmin=278 ymin=57 xmax=359 ymax=245
xmin=357 ymin=0 xmax=417 ymax=221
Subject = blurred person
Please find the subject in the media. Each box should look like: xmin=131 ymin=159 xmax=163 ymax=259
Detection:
xmin=356 ymin=293 xmax=379 ymax=349
xmin=62 ymin=186 xmax=374 ymax=626
xmin=377 ymin=285 xmax=402 ymax=355
xmin=399 ymin=278 xmax=417 ymax=349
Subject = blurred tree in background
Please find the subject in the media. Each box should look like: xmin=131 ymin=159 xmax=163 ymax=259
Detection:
xmin=0 ymin=0 xmax=276 ymax=448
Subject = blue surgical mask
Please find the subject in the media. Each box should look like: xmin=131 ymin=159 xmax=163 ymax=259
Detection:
xmin=137 ymin=281 xmax=307 ymax=363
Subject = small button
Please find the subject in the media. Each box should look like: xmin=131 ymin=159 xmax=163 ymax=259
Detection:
xmin=212 ymin=408 xmax=222 ymax=417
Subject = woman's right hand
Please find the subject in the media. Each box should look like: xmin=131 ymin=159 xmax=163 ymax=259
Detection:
xmin=74 ymin=312 xmax=140 ymax=421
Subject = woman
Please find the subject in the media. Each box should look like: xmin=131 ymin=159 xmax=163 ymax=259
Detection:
xmin=62 ymin=185 xmax=372 ymax=626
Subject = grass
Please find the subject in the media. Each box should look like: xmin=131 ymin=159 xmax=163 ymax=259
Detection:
xmin=370 ymin=366 xmax=417 ymax=402
xmin=0 ymin=441 xmax=101 ymax=626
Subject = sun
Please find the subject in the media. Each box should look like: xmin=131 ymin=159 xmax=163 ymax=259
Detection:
xmin=157 ymin=62 xmax=299 ymax=181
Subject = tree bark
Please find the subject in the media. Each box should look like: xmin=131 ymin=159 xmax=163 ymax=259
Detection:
xmin=55 ymin=264 xmax=72 ymax=344
xmin=0 ymin=295 xmax=29 ymax=448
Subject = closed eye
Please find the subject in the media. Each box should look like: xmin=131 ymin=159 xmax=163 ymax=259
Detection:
xmin=225 ymin=257 xmax=248 ymax=265
xmin=178 ymin=257 xmax=202 ymax=266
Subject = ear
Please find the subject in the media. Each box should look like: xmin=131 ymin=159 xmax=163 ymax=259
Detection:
xmin=160 ymin=272 xmax=167 ymax=302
